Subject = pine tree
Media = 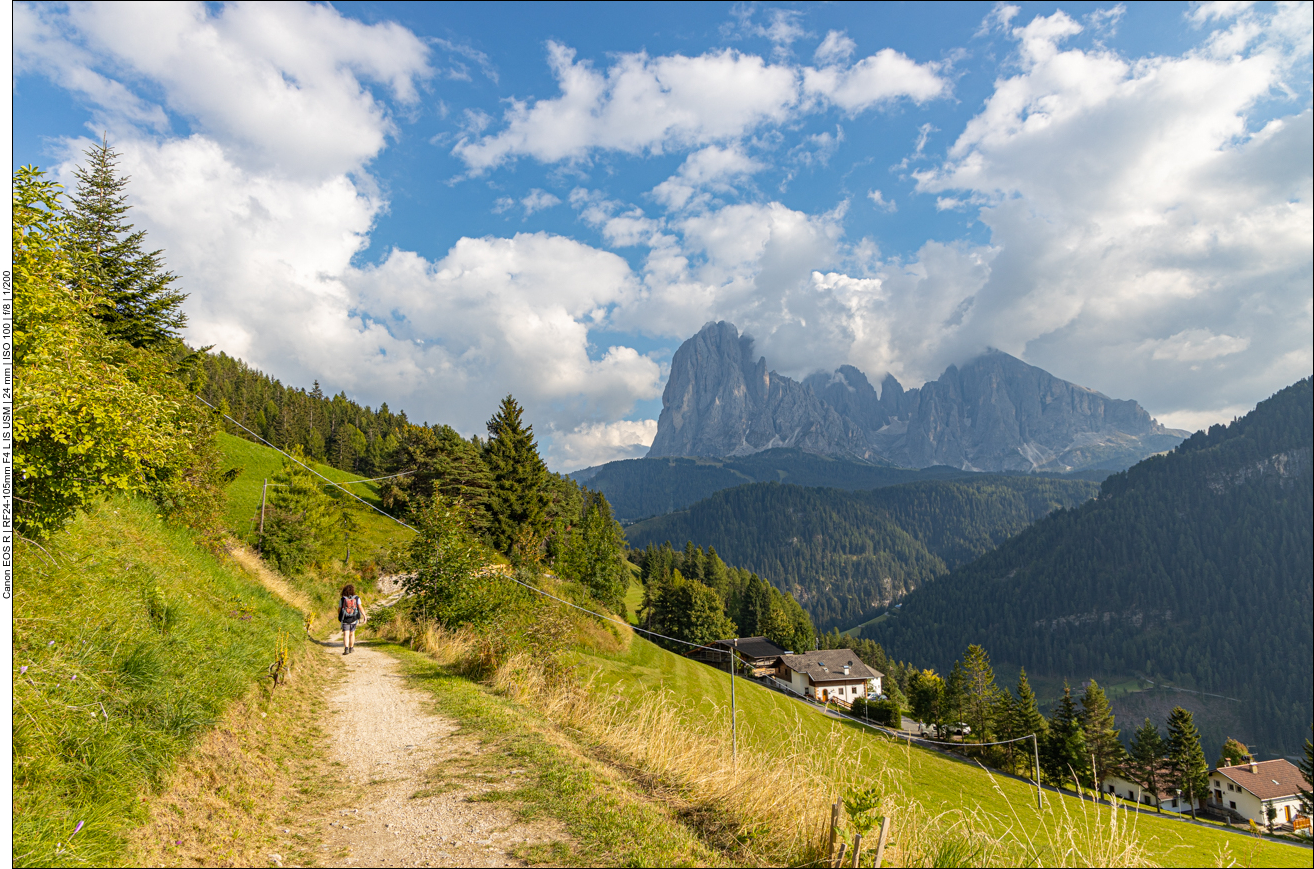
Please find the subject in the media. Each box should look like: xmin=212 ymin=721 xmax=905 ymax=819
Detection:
xmin=1128 ymin=718 xmax=1167 ymax=813
xmin=483 ymin=395 xmax=550 ymax=557
xmin=69 ymin=135 xmax=186 ymax=348
xmin=1042 ymin=683 xmax=1088 ymax=786
xmin=1166 ymin=706 xmax=1208 ymax=821
xmin=1082 ymin=680 xmax=1125 ymax=787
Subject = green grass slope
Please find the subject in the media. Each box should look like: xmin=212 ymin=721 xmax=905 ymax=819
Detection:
xmin=12 ymin=498 xmax=305 ymax=867
xmin=217 ymin=431 xmax=413 ymax=560
xmin=576 ymin=635 xmax=1306 ymax=868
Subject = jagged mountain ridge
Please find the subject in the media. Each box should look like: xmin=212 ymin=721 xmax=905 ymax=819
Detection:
xmin=648 ymin=321 xmax=1186 ymax=472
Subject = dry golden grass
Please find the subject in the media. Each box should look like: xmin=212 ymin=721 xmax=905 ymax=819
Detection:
xmin=127 ymin=642 xmax=338 ymax=868
xmin=370 ymin=586 xmax=1153 ymax=867
xmin=226 ymin=541 xmax=312 ymax=614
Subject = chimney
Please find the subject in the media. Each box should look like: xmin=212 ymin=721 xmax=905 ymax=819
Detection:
xmin=1223 ymin=759 xmax=1231 ymax=767
xmin=1249 ymin=760 xmax=1258 ymax=773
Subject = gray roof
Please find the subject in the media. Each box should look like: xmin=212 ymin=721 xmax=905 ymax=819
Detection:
xmin=779 ymin=650 xmax=881 ymax=683
xmin=710 ymin=637 xmax=789 ymax=660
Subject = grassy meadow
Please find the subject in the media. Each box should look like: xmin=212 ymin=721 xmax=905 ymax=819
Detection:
xmin=570 ymin=634 xmax=1307 ymax=867
xmin=216 ymin=431 xmax=414 ymax=564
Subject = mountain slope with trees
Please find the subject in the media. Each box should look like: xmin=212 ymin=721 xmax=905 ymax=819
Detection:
xmin=865 ymin=377 xmax=1314 ymax=756
xmin=572 ymin=449 xmax=1002 ymax=522
xmin=626 ymin=476 xmax=1098 ymax=631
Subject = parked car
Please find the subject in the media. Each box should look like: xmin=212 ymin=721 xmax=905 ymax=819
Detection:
xmin=866 ymin=692 xmax=887 ymax=702
xmin=947 ymin=722 xmax=972 ymax=736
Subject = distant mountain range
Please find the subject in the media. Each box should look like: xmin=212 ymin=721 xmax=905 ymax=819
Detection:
xmin=865 ymin=377 xmax=1313 ymax=757
xmin=647 ymin=321 xmax=1187 ymax=473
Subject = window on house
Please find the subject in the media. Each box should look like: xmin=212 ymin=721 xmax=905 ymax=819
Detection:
xmin=1229 ymin=801 xmax=1236 ymax=810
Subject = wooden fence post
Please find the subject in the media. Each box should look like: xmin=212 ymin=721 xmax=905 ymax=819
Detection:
xmin=834 ymin=842 xmax=847 ymax=868
xmin=829 ymin=799 xmax=840 ymax=865
xmin=872 ymin=816 xmax=891 ymax=867
xmin=850 ymin=832 xmax=863 ymax=867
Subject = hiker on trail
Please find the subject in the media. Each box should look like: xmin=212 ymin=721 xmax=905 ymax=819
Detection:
xmin=339 ymin=584 xmax=366 ymax=655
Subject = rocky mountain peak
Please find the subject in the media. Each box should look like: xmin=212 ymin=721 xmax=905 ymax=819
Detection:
xmin=648 ymin=323 xmax=1187 ymax=472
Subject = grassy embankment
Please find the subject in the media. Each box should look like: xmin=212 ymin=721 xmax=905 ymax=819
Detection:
xmin=12 ymin=498 xmax=308 ymax=867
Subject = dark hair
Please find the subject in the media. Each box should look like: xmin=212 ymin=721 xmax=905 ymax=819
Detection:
xmin=341 ymin=583 xmax=356 ymax=598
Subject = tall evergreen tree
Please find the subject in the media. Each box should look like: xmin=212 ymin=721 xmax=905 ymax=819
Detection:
xmin=483 ymin=395 xmax=550 ymax=558
xmin=1128 ymin=719 xmax=1167 ymax=813
xmin=961 ymin=644 xmax=999 ymax=743
xmin=1011 ymin=669 xmax=1048 ymax=777
xmin=70 ymin=136 xmax=186 ymax=348
xmin=1081 ymin=680 xmax=1124 ymax=786
xmin=1166 ymin=706 xmax=1209 ymax=821
xmin=1042 ymin=684 xmax=1088 ymax=786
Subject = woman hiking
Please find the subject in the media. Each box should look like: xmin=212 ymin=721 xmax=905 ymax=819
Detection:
xmin=338 ymin=584 xmax=366 ymax=654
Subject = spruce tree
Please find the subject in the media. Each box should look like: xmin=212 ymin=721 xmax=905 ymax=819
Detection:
xmin=961 ymin=644 xmax=999 ymax=743
xmin=483 ymin=395 xmax=550 ymax=557
xmin=1012 ymin=669 xmax=1049 ymax=777
xmin=1081 ymin=680 xmax=1125 ymax=787
xmin=1128 ymin=718 xmax=1166 ymax=812
xmin=70 ymin=135 xmax=186 ymax=348
xmin=1042 ymin=683 xmax=1088 ymax=787
xmin=1166 ymin=706 xmax=1208 ymax=821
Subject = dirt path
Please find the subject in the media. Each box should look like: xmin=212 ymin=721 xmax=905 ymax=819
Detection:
xmin=313 ymin=632 xmax=565 ymax=868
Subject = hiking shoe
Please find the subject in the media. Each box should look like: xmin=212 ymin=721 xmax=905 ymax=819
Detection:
xmin=343 ymin=647 xmax=349 ymax=655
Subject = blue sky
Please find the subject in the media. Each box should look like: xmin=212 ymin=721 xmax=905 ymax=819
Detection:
xmin=13 ymin=1 xmax=1313 ymax=469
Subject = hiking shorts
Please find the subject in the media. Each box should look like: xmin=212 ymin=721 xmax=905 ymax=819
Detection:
xmin=341 ymin=620 xmax=359 ymax=633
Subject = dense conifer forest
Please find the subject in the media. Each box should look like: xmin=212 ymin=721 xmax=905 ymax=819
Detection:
xmin=625 ymin=476 xmax=1098 ymax=631
xmin=865 ymin=378 xmax=1314 ymax=756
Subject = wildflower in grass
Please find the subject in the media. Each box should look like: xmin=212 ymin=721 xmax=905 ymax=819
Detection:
xmin=20 ymin=666 xmax=27 ymax=674
xmin=72 ymin=821 xmax=84 ymax=837
xmin=48 ymin=641 xmax=55 ymax=646
xmin=71 ymin=675 xmax=77 ymax=681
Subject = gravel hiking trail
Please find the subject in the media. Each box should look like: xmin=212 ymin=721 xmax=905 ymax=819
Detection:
xmin=313 ymin=631 xmax=566 ymax=868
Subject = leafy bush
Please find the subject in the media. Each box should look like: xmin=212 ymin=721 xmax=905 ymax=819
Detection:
xmin=13 ymin=166 xmax=222 ymax=538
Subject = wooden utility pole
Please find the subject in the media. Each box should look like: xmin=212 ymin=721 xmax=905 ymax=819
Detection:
xmin=260 ymin=478 xmax=268 ymax=537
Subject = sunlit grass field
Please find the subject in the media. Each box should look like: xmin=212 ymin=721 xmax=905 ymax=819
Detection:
xmin=217 ymin=431 xmax=414 ymax=562
xmin=575 ymin=634 xmax=1307 ymax=868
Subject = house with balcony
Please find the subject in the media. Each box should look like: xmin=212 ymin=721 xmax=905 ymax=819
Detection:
xmin=1208 ymin=758 xmax=1310 ymax=827
xmin=775 ymin=650 xmax=881 ymax=707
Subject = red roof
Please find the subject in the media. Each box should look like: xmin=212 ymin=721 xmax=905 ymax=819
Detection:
xmin=1213 ymin=759 xmax=1310 ymax=801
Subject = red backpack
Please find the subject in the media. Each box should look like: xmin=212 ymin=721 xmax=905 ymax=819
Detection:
xmin=339 ymin=596 xmax=360 ymax=621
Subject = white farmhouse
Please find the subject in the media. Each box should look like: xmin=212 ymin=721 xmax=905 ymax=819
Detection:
xmin=775 ymin=650 xmax=881 ymax=706
xmin=1100 ymin=768 xmax=1197 ymax=814
xmin=1208 ymin=758 xmax=1310 ymax=827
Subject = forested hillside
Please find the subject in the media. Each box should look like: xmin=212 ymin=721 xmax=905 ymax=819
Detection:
xmin=198 ymin=352 xmax=412 ymax=477
xmin=574 ymin=448 xmax=1037 ymax=522
xmin=626 ymin=476 xmax=1098 ymax=630
xmin=866 ymin=378 xmax=1313 ymax=756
